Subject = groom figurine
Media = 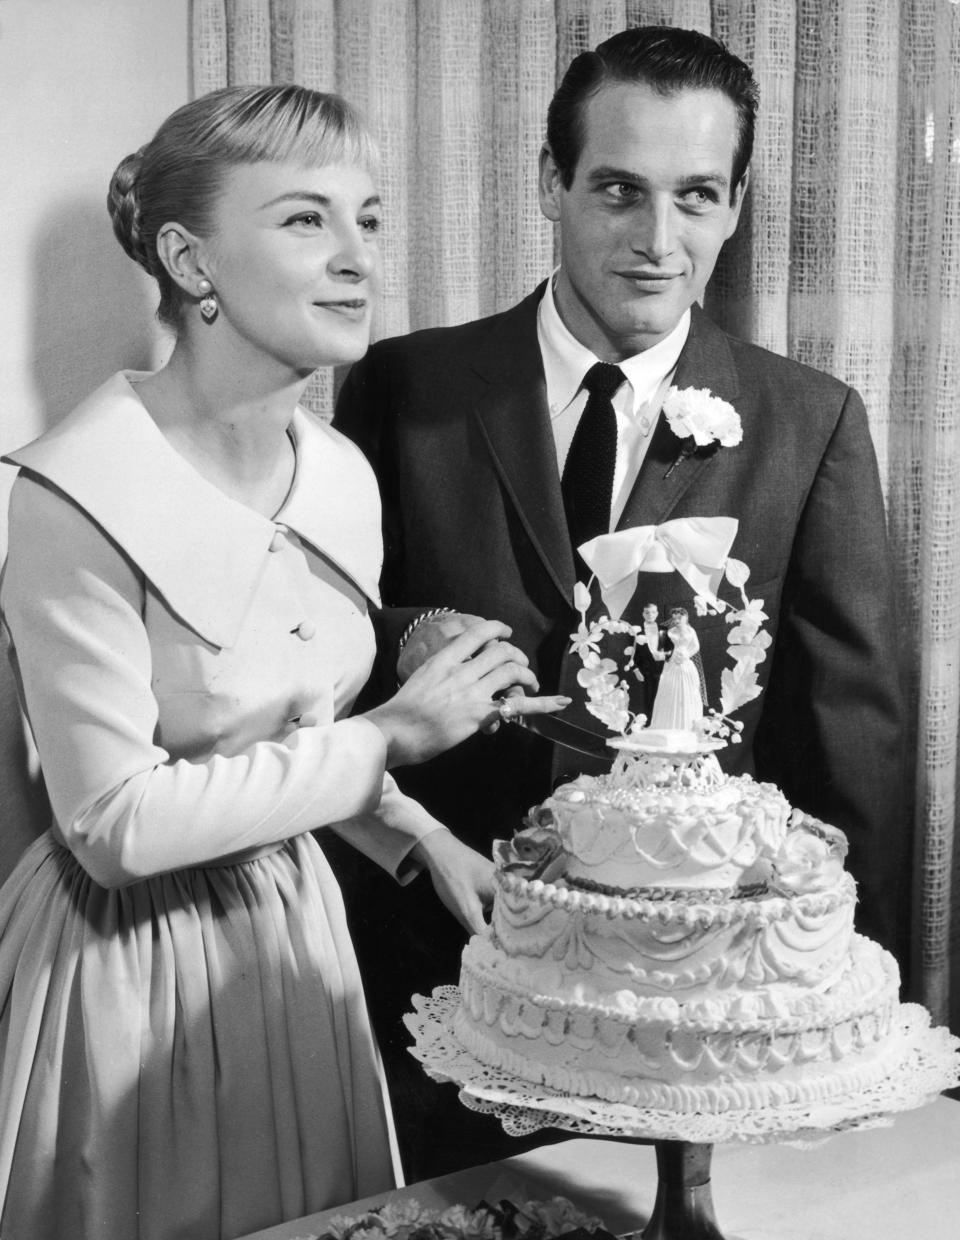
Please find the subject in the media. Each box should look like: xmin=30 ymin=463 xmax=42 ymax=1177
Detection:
xmin=636 ymin=602 xmax=669 ymax=720
xmin=335 ymin=25 xmax=907 ymax=1177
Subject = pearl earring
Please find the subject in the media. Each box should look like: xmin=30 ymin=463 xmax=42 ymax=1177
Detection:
xmin=198 ymin=279 xmax=219 ymax=323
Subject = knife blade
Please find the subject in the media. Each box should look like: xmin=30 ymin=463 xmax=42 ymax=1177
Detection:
xmin=506 ymin=711 xmax=614 ymax=759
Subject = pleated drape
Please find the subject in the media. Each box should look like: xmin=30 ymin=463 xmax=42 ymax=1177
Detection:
xmin=191 ymin=0 xmax=960 ymax=1033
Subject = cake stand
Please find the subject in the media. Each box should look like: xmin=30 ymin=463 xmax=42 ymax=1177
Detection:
xmin=405 ymin=987 xmax=960 ymax=1240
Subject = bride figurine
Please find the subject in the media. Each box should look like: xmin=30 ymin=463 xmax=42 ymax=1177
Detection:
xmin=648 ymin=606 xmax=708 ymax=730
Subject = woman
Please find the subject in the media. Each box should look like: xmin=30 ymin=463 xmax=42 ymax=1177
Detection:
xmin=0 ymin=86 xmax=566 ymax=1240
xmin=648 ymin=606 xmax=708 ymax=731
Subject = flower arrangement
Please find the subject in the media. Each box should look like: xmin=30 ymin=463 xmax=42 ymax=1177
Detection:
xmin=316 ymin=1197 xmax=613 ymax=1240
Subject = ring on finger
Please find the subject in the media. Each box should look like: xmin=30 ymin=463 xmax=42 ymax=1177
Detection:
xmin=498 ymin=697 xmax=518 ymax=723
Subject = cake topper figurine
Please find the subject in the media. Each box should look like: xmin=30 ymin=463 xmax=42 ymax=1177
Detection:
xmin=647 ymin=606 xmax=707 ymax=731
xmin=570 ymin=517 xmax=771 ymax=752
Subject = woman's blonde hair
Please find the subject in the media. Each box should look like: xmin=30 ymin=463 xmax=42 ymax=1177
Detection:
xmin=107 ymin=85 xmax=376 ymax=328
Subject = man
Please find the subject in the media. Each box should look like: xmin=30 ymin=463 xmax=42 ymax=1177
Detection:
xmin=335 ymin=26 xmax=907 ymax=1178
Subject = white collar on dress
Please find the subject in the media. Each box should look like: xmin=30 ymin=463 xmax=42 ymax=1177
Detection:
xmin=3 ymin=371 xmax=383 ymax=648
xmin=538 ymin=272 xmax=691 ymax=416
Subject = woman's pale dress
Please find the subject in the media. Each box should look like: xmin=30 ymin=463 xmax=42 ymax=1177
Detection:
xmin=0 ymin=374 xmax=443 ymax=1240
xmin=649 ymin=624 xmax=705 ymax=730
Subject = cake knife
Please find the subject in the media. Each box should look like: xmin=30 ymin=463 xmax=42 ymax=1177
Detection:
xmin=504 ymin=711 xmax=613 ymax=759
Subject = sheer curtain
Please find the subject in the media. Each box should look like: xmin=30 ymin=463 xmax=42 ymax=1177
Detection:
xmin=192 ymin=0 xmax=960 ymax=1029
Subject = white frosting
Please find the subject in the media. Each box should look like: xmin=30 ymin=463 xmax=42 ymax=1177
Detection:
xmin=456 ymin=748 xmax=902 ymax=1114
xmin=544 ymin=756 xmax=790 ymax=891
xmin=457 ymin=935 xmax=901 ymax=1110
xmin=489 ymin=870 xmax=857 ymax=1009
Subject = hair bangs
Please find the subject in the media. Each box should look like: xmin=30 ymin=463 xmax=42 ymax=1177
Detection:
xmin=204 ymin=87 xmax=378 ymax=174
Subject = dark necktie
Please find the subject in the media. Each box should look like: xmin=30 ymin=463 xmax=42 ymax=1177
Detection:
xmin=561 ymin=361 xmax=625 ymax=558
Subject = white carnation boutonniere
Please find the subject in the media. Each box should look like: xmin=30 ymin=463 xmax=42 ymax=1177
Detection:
xmin=662 ymin=386 xmax=743 ymax=478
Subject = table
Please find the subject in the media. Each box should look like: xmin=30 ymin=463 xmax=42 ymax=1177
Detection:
xmin=238 ymin=1095 xmax=960 ymax=1240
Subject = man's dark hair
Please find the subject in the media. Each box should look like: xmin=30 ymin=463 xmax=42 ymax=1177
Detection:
xmin=546 ymin=25 xmax=759 ymax=194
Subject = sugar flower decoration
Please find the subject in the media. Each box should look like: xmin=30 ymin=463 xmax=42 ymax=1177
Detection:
xmin=568 ymin=605 xmax=648 ymax=736
xmin=766 ymin=814 xmax=849 ymax=896
xmin=498 ymin=819 xmax=568 ymax=882
xmin=576 ymin=651 xmax=634 ymax=735
xmin=696 ymin=556 xmax=769 ymax=743
xmin=663 ymin=386 xmax=743 ymax=449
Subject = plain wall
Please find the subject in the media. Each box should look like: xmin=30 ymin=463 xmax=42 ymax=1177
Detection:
xmin=0 ymin=0 xmax=191 ymax=878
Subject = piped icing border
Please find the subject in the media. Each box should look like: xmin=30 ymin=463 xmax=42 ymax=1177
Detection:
xmin=495 ymin=868 xmax=856 ymax=928
xmin=460 ymin=934 xmax=895 ymax=1036
xmin=451 ymin=994 xmax=903 ymax=1115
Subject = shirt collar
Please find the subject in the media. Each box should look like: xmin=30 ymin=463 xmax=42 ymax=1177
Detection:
xmin=538 ymin=271 xmax=691 ymax=416
xmin=3 ymin=372 xmax=382 ymax=648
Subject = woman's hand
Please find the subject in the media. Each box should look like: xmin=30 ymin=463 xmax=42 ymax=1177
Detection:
xmin=364 ymin=620 xmax=570 ymax=767
xmin=410 ymin=829 xmax=494 ymax=934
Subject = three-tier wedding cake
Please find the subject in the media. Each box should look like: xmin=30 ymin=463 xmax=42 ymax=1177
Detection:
xmin=452 ymin=530 xmax=907 ymax=1114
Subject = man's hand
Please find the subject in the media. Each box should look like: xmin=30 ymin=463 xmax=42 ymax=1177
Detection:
xmin=410 ymin=828 xmax=494 ymax=935
xmin=366 ymin=620 xmax=569 ymax=767
xmin=397 ymin=611 xmax=485 ymax=682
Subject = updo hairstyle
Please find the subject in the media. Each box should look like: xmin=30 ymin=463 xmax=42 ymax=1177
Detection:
xmin=107 ymin=85 xmax=376 ymax=329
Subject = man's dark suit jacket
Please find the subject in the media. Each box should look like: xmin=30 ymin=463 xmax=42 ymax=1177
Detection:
xmin=333 ymin=284 xmax=909 ymax=1175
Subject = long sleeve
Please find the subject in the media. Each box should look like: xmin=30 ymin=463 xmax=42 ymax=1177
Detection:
xmin=330 ymin=772 xmax=447 ymax=884
xmin=1 ymin=475 xmax=438 ymax=888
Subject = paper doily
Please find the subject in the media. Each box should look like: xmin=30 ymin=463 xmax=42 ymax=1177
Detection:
xmin=405 ymin=986 xmax=960 ymax=1147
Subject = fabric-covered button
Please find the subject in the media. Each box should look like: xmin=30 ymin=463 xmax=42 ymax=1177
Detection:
xmin=294 ymin=621 xmax=317 ymax=641
xmin=269 ymin=528 xmax=287 ymax=553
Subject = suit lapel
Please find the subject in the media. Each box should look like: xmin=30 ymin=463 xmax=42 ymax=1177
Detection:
xmin=617 ymin=304 xmax=742 ymax=530
xmin=466 ymin=298 xmax=742 ymax=600
xmin=470 ymin=284 xmax=577 ymax=603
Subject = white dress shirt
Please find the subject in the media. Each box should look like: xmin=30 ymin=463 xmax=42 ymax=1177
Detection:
xmin=537 ymin=275 xmax=690 ymax=528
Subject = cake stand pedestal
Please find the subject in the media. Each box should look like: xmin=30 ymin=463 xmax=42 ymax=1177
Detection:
xmin=405 ymin=987 xmax=960 ymax=1240
xmin=643 ymin=1141 xmax=723 ymax=1240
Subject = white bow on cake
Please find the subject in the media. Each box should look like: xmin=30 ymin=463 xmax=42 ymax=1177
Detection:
xmin=578 ymin=516 xmax=739 ymax=619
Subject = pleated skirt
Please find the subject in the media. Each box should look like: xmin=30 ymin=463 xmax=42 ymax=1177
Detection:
xmin=0 ymin=830 xmax=396 ymax=1240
